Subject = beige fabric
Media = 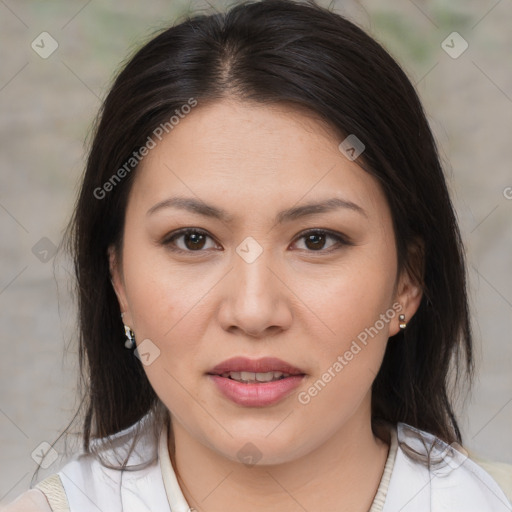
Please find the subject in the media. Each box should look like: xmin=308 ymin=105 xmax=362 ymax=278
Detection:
xmin=34 ymin=474 xmax=70 ymax=512
xmin=469 ymin=454 xmax=512 ymax=505
xmin=0 ymin=488 xmax=53 ymax=512
xmin=369 ymin=426 xmax=398 ymax=512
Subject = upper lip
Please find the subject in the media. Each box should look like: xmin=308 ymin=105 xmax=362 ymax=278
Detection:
xmin=207 ymin=356 xmax=306 ymax=375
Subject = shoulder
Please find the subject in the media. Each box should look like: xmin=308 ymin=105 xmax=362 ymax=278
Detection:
xmin=1 ymin=488 xmax=53 ymax=512
xmin=470 ymin=455 xmax=512 ymax=504
xmin=383 ymin=423 xmax=512 ymax=511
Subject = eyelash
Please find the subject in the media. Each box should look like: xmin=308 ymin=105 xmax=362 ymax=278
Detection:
xmin=161 ymin=227 xmax=353 ymax=255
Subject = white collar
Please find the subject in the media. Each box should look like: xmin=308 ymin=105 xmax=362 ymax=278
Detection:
xmin=156 ymin=420 xmax=511 ymax=511
xmin=158 ymin=422 xmax=193 ymax=511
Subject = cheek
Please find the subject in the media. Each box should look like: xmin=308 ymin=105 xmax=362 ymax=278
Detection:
xmin=120 ymin=241 xmax=210 ymax=398
xmin=125 ymin=282 xmax=208 ymax=422
xmin=122 ymin=233 xmax=205 ymax=337
xmin=294 ymin=249 xmax=396 ymax=409
xmin=297 ymin=277 xmax=393 ymax=421
xmin=299 ymin=251 xmax=397 ymax=351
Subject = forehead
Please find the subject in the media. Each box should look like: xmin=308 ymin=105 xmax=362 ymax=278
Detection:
xmin=128 ymin=99 xmax=388 ymax=222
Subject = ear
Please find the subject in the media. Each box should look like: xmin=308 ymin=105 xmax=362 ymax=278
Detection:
xmin=389 ymin=238 xmax=424 ymax=337
xmin=108 ymin=244 xmax=133 ymax=327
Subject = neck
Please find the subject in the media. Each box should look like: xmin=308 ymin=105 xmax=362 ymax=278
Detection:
xmin=168 ymin=401 xmax=389 ymax=512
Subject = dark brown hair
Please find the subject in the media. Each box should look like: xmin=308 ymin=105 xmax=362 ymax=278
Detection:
xmin=37 ymin=0 xmax=474 ymax=477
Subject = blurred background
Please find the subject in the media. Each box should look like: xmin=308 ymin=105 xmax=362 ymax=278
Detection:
xmin=1 ymin=0 xmax=511 ymax=504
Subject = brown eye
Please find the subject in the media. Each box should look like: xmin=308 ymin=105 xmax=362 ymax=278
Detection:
xmin=162 ymin=227 xmax=351 ymax=255
xmin=293 ymin=229 xmax=352 ymax=252
xmin=163 ymin=228 xmax=218 ymax=253
xmin=182 ymin=231 xmax=206 ymax=250
xmin=304 ymin=232 xmax=328 ymax=250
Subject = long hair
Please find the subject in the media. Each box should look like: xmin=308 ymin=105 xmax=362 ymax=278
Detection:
xmin=50 ymin=0 xmax=472 ymax=472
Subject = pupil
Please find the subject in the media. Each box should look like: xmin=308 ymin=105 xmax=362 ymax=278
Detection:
xmin=305 ymin=233 xmax=325 ymax=250
xmin=186 ymin=233 xmax=205 ymax=250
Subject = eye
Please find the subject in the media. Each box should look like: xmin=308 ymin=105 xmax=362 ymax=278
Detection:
xmin=292 ymin=229 xmax=352 ymax=252
xmin=161 ymin=227 xmax=352 ymax=254
xmin=162 ymin=228 xmax=219 ymax=253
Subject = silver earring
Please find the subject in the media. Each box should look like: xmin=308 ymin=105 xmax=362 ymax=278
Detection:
xmin=124 ymin=324 xmax=136 ymax=349
xmin=399 ymin=314 xmax=407 ymax=330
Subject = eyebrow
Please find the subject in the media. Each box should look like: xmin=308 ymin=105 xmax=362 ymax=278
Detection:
xmin=146 ymin=196 xmax=367 ymax=223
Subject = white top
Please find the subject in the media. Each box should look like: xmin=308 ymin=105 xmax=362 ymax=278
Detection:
xmin=5 ymin=412 xmax=512 ymax=511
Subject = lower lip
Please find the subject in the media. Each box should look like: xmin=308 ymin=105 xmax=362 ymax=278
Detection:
xmin=208 ymin=374 xmax=305 ymax=407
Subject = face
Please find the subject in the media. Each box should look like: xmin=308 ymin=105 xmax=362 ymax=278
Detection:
xmin=109 ymin=98 xmax=422 ymax=465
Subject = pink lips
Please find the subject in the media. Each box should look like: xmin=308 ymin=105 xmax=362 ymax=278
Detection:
xmin=207 ymin=356 xmax=306 ymax=407
xmin=208 ymin=356 xmax=305 ymax=375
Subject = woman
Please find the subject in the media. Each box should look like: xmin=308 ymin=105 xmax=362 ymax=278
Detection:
xmin=5 ymin=0 xmax=512 ymax=510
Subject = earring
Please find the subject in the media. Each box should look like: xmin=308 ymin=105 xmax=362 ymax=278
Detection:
xmin=124 ymin=323 xmax=136 ymax=349
xmin=399 ymin=314 xmax=407 ymax=330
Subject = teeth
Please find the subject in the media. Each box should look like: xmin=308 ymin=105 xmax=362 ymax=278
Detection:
xmin=220 ymin=371 xmax=291 ymax=382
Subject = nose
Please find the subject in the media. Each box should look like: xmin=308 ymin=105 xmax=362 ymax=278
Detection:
xmin=217 ymin=249 xmax=293 ymax=338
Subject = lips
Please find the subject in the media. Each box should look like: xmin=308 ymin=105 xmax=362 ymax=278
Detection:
xmin=207 ymin=357 xmax=307 ymax=406
xmin=207 ymin=356 xmax=306 ymax=376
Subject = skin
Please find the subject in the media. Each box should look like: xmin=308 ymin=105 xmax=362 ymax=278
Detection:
xmin=109 ymin=98 xmax=422 ymax=512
